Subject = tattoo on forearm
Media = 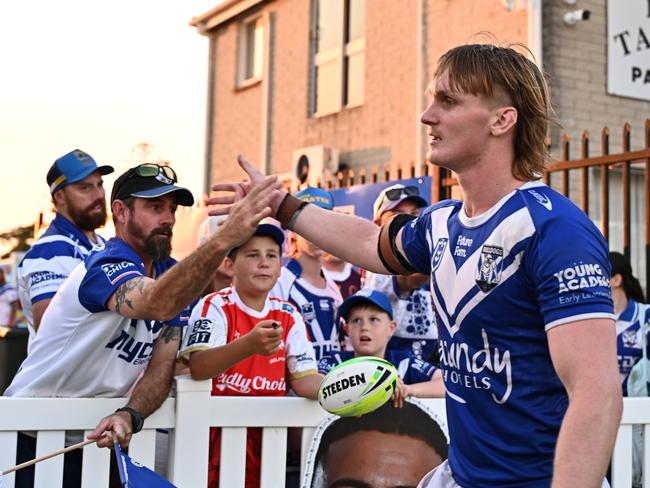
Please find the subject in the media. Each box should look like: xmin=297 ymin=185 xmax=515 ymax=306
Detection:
xmin=160 ymin=325 xmax=181 ymax=344
xmin=114 ymin=277 xmax=146 ymax=314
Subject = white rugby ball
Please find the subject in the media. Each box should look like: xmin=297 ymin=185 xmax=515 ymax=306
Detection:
xmin=318 ymin=356 xmax=398 ymax=416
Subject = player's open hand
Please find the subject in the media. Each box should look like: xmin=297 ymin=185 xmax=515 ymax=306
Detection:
xmin=87 ymin=411 xmax=133 ymax=448
xmin=244 ymin=319 xmax=284 ymax=356
xmin=211 ymin=173 xmax=283 ymax=250
xmin=207 ymin=155 xmax=287 ymax=217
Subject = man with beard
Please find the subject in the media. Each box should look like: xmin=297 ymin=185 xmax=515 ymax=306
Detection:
xmin=5 ymin=163 xmax=281 ymax=488
xmin=17 ymin=149 xmax=114 ymax=351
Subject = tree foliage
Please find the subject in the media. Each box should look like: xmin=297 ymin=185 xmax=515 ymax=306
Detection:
xmin=0 ymin=224 xmax=34 ymax=259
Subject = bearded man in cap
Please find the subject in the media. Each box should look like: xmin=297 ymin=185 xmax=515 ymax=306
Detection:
xmin=6 ymin=163 xmax=281 ymax=488
xmin=17 ymin=149 xmax=114 ymax=352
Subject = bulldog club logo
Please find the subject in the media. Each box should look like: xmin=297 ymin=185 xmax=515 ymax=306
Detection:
xmin=475 ymin=245 xmax=504 ymax=292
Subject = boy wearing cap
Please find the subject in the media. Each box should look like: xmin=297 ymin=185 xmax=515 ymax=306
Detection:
xmin=319 ymin=289 xmax=445 ymax=407
xmin=180 ymin=224 xmax=322 ymax=488
xmin=6 ymin=164 xmax=279 ymax=488
xmin=364 ymin=184 xmax=438 ymax=361
xmin=272 ymin=187 xmax=344 ymax=361
xmin=17 ymin=149 xmax=114 ymax=351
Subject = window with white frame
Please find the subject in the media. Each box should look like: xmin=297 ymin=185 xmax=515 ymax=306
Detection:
xmin=312 ymin=0 xmax=365 ymax=116
xmin=237 ymin=16 xmax=264 ymax=86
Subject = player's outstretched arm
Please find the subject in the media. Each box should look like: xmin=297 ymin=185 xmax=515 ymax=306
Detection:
xmin=208 ymin=155 xmax=390 ymax=274
xmin=188 ymin=320 xmax=283 ymax=380
xmin=106 ymin=177 xmax=282 ymax=321
xmin=548 ymin=318 xmax=622 ymax=488
xmin=89 ymin=324 xmax=181 ymax=448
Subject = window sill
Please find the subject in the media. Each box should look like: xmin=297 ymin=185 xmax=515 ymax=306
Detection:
xmin=312 ymin=102 xmax=363 ymax=119
xmin=235 ymin=77 xmax=262 ymax=91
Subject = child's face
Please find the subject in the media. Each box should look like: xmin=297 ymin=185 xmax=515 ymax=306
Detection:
xmin=344 ymin=305 xmax=396 ymax=358
xmin=229 ymin=236 xmax=282 ymax=295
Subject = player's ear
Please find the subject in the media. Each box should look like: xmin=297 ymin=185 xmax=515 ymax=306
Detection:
xmin=343 ymin=323 xmax=350 ymax=335
xmin=389 ymin=320 xmax=397 ymax=335
xmin=610 ymin=272 xmax=622 ymax=288
xmin=490 ymin=106 xmax=517 ymax=137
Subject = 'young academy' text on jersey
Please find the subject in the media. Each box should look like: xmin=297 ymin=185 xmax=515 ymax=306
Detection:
xmin=17 ymin=214 xmax=106 ymax=351
xmin=401 ymin=181 xmax=614 ymax=487
xmin=6 ymin=237 xmax=189 ymax=399
xmin=616 ymin=299 xmax=650 ymax=395
xmin=272 ymin=260 xmax=343 ymax=360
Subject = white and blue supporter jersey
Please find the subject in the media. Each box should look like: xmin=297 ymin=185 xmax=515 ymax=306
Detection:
xmin=400 ymin=181 xmax=614 ymax=487
xmin=272 ymin=259 xmax=343 ymax=360
xmin=6 ymin=238 xmax=189 ymax=398
xmin=616 ymin=299 xmax=650 ymax=395
xmin=318 ymin=350 xmax=436 ymax=385
xmin=17 ymin=214 xmax=106 ymax=350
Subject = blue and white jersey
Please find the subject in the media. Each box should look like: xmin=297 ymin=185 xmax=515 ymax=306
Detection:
xmin=17 ymin=214 xmax=106 ymax=350
xmin=5 ymin=238 xmax=189 ymax=399
xmin=363 ymin=272 xmax=437 ymax=358
xmin=401 ymin=181 xmax=614 ymax=487
xmin=0 ymin=283 xmax=18 ymax=325
xmin=272 ymin=259 xmax=343 ymax=360
xmin=616 ymin=299 xmax=650 ymax=395
xmin=318 ymin=350 xmax=436 ymax=385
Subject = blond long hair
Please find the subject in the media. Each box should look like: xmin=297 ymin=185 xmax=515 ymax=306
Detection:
xmin=434 ymin=43 xmax=553 ymax=181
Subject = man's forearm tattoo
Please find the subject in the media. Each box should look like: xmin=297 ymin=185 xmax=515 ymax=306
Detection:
xmin=160 ymin=325 xmax=181 ymax=344
xmin=114 ymin=277 xmax=146 ymax=314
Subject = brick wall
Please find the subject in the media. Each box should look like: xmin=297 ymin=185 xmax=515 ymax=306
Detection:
xmin=543 ymin=0 xmax=650 ymax=156
xmin=204 ymin=0 xmax=529 ymax=185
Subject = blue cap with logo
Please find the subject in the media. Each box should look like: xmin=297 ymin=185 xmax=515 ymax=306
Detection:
xmin=227 ymin=222 xmax=285 ymax=256
xmin=338 ymin=289 xmax=393 ymax=322
xmin=295 ymin=187 xmax=334 ymax=210
xmin=46 ymin=149 xmax=114 ymax=194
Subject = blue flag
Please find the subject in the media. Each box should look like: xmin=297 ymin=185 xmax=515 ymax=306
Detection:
xmin=114 ymin=443 xmax=176 ymax=487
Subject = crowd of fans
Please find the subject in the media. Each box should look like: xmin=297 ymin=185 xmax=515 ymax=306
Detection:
xmin=0 ymin=149 xmax=447 ymax=488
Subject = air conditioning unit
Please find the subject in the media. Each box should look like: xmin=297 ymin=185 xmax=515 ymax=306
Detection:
xmin=292 ymin=145 xmax=339 ymax=187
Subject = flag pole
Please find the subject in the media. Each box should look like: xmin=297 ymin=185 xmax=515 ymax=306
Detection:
xmin=1 ymin=438 xmax=96 ymax=475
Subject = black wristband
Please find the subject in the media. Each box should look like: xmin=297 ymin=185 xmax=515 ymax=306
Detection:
xmin=115 ymin=407 xmax=144 ymax=434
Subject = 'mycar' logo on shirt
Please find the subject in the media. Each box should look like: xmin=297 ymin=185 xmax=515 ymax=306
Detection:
xmin=101 ymin=262 xmax=141 ymax=285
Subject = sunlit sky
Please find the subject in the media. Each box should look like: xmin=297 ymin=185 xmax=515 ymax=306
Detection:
xmin=0 ymin=0 xmax=221 ymax=233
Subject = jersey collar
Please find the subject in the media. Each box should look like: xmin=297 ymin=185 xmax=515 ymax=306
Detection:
xmin=51 ymin=213 xmax=97 ymax=250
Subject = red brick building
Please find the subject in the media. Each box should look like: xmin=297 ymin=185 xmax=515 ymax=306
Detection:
xmin=190 ymin=0 xmax=532 ymax=191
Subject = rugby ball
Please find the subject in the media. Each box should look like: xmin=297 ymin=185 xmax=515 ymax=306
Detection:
xmin=318 ymin=356 xmax=398 ymax=416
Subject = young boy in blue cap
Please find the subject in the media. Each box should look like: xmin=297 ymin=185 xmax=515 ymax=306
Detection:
xmin=319 ymin=289 xmax=445 ymax=407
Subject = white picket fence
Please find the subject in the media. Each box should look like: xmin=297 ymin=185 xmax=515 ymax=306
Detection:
xmin=0 ymin=376 xmax=647 ymax=488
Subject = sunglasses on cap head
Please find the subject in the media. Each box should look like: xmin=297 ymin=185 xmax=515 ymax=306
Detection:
xmin=384 ymin=186 xmax=420 ymax=201
xmin=128 ymin=163 xmax=178 ymax=184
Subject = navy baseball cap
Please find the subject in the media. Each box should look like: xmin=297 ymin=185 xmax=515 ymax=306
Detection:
xmin=338 ymin=289 xmax=393 ymax=322
xmin=228 ymin=222 xmax=285 ymax=256
xmin=296 ymin=187 xmax=334 ymax=210
xmin=47 ymin=149 xmax=114 ymax=194
xmin=111 ymin=163 xmax=194 ymax=206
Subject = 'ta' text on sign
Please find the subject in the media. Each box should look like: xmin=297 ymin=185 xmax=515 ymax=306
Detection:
xmin=608 ymin=0 xmax=650 ymax=101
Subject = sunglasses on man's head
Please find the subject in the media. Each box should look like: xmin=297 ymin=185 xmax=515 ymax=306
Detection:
xmin=384 ymin=186 xmax=419 ymax=201
xmin=130 ymin=163 xmax=178 ymax=183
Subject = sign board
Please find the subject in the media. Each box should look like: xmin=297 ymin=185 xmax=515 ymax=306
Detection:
xmin=607 ymin=0 xmax=650 ymax=101
xmin=329 ymin=177 xmax=433 ymax=221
